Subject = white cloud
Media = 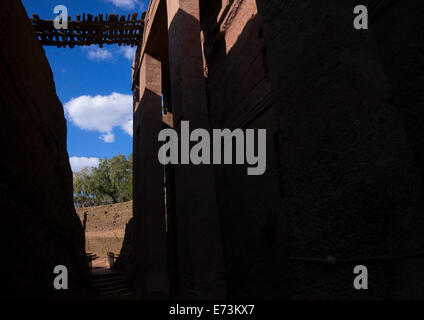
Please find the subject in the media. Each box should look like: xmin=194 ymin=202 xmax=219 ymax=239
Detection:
xmin=106 ymin=0 xmax=139 ymax=9
xmin=121 ymin=119 xmax=133 ymax=136
xmin=86 ymin=46 xmax=113 ymax=61
xmin=119 ymin=47 xmax=137 ymax=61
xmin=64 ymin=92 xmax=133 ymax=142
xmin=70 ymin=157 xmax=100 ymax=172
xmin=100 ymin=132 xmax=115 ymax=143
xmin=85 ymin=46 xmax=137 ymax=62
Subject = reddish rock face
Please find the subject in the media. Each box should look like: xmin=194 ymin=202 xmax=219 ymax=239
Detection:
xmin=133 ymin=0 xmax=424 ymax=299
xmin=0 ymin=1 xmax=91 ymax=298
xmin=76 ymin=201 xmax=133 ymax=268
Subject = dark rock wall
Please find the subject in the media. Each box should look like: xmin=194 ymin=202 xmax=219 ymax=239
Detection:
xmin=133 ymin=0 xmax=424 ymax=299
xmin=201 ymin=0 xmax=286 ymax=298
xmin=255 ymin=0 xmax=424 ymax=298
xmin=372 ymin=0 xmax=424 ymax=299
xmin=0 ymin=0 xmax=91 ymax=298
xmin=199 ymin=0 xmax=424 ymax=299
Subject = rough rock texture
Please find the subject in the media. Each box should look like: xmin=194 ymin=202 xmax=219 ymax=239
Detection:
xmin=133 ymin=0 xmax=424 ymax=299
xmin=0 ymin=0 xmax=91 ymax=298
xmin=114 ymin=217 xmax=136 ymax=289
xmin=201 ymin=0 xmax=285 ymax=299
xmin=255 ymin=0 xmax=424 ymax=299
xmin=76 ymin=201 xmax=132 ymax=267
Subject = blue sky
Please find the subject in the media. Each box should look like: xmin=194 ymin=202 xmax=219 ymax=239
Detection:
xmin=22 ymin=0 xmax=149 ymax=171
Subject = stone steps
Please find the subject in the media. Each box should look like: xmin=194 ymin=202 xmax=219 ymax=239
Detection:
xmin=91 ymin=270 xmax=134 ymax=299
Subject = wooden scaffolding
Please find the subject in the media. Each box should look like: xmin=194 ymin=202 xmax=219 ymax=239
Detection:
xmin=30 ymin=13 xmax=145 ymax=48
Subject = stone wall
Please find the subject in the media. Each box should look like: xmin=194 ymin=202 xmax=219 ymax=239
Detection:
xmin=76 ymin=201 xmax=132 ymax=267
xmin=255 ymin=0 xmax=424 ymax=299
xmin=133 ymin=0 xmax=424 ymax=299
xmin=201 ymin=0 xmax=285 ymax=299
xmin=0 ymin=0 xmax=91 ymax=298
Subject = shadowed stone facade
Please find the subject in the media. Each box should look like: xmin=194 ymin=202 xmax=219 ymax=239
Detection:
xmin=132 ymin=0 xmax=424 ymax=299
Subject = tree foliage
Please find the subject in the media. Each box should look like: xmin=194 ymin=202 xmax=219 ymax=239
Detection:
xmin=73 ymin=154 xmax=133 ymax=207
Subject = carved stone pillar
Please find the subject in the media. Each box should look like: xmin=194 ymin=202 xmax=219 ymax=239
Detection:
xmin=133 ymin=53 xmax=169 ymax=298
xmin=166 ymin=0 xmax=226 ymax=299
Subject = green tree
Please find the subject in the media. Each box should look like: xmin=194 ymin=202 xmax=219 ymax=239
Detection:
xmin=73 ymin=168 xmax=93 ymax=207
xmin=72 ymin=154 xmax=133 ymax=207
